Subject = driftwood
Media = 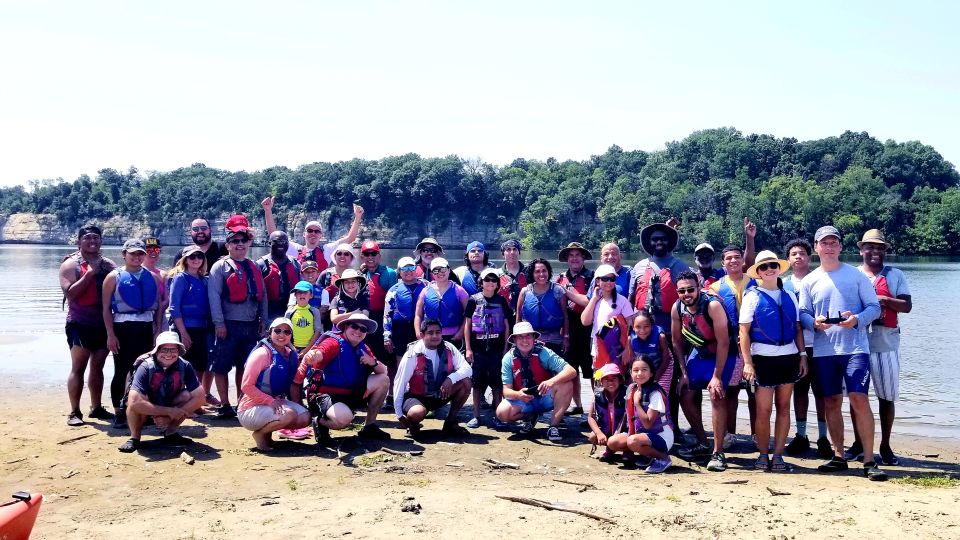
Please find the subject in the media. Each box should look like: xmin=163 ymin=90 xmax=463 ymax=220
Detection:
xmin=553 ymin=479 xmax=598 ymax=492
xmin=382 ymin=448 xmax=424 ymax=457
xmin=766 ymin=486 xmax=791 ymax=496
xmin=57 ymin=433 xmax=96 ymax=445
xmin=720 ymin=479 xmax=749 ymax=485
xmin=495 ymin=495 xmax=616 ymax=524
xmin=5 ymin=457 xmax=27 ymax=464
xmin=482 ymin=459 xmax=519 ymax=469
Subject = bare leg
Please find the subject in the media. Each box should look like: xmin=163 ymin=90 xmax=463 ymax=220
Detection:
xmin=214 ymin=372 xmax=231 ymax=406
xmin=849 ymin=392 xmax=876 ymax=462
xmin=234 ymin=367 xmax=244 ymax=403
xmin=68 ymin=347 xmax=91 ymax=412
xmin=681 ymin=389 xmax=708 ymax=446
xmin=445 ymin=380 xmax=471 ymax=427
xmin=710 ymin=392 xmax=728 ymax=454
xmin=773 ymin=384 xmax=794 ymax=455
xmin=824 ymin=395 xmax=844 ymax=458
xmin=364 ymin=373 xmax=390 ymax=425
xmin=549 ymin=381 xmax=574 ymax=426
xmin=88 ymin=349 xmax=108 ymax=408
xmin=754 ymin=387 xmax=774 ymax=454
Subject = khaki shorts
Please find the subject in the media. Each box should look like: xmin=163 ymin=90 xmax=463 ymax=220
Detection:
xmin=238 ymin=400 xmax=308 ymax=431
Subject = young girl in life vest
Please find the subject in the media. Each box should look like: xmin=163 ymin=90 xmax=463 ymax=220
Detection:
xmin=626 ymin=355 xmax=674 ymax=474
xmin=330 ymin=269 xmax=370 ymax=327
xmin=581 ymin=264 xmax=635 ymax=371
xmin=629 ymin=308 xmax=673 ymax=392
xmin=586 ymin=363 xmax=629 ymax=463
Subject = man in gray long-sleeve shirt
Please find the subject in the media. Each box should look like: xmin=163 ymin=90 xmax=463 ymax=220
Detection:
xmin=799 ymin=225 xmax=885 ymax=481
xmin=207 ymin=215 xmax=269 ymax=419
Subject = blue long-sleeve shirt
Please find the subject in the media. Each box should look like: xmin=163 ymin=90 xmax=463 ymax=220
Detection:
xmin=799 ymin=263 xmax=880 ymax=356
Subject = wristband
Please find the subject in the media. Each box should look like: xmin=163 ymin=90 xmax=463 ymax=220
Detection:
xmin=798 ymin=351 xmax=808 ymax=357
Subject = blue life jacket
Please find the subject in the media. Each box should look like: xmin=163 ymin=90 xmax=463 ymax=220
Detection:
xmin=521 ymin=284 xmax=564 ymax=332
xmin=460 ymin=268 xmax=481 ymax=296
xmin=112 ymin=269 xmax=159 ymax=314
xmin=172 ymin=273 xmax=209 ymax=326
xmin=389 ymin=281 xmax=426 ymax=323
xmin=250 ymin=338 xmax=298 ymax=398
xmin=712 ymin=276 xmax=756 ymax=328
xmin=593 ymin=385 xmax=627 ymax=436
xmin=308 ymin=282 xmax=325 ymax=308
xmin=630 ymin=324 xmax=665 ymax=372
xmin=423 ymin=285 xmax=464 ymax=329
xmin=308 ymin=332 xmax=370 ymax=394
xmin=748 ymin=287 xmax=796 ymax=346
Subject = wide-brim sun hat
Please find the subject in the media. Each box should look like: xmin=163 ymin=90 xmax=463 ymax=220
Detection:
xmin=415 ymin=237 xmax=444 ymax=253
xmin=149 ymin=331 xmax=186 ymax=355
xmin=508 ymin=321 xmax=541 ymax=343
xmin=640 ymin=223 xmax=680 ymax=255
xmin=856 ymin=229 xmax=889 ymax=248
xmin=746 ymin=250 xmax=790 ymax=279
xmin=336 ymin=312 xmax=378 ymax=334
xmin=334 ymin=268 xmax=366 ymax=288
xmin=558 ymin=242 xmax=592 ymax=262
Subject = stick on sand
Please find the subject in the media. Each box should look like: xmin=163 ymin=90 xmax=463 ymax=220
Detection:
xmin=496 ymin=495 xmax=616 ymax=524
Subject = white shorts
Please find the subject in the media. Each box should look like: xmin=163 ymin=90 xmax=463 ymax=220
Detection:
xmin=238 ymin=400 xmax=309 ymax=431
xmin=869 ymin=350 xmax=900 ymax=401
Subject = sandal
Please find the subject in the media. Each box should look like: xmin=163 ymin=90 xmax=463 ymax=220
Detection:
xmin=754 ymin=453 xmax=770 ymax=471
xmin=770 ymin=454 xmax=793 ymax=472
xmin=118 ymin=438 xmax=140 ymax=453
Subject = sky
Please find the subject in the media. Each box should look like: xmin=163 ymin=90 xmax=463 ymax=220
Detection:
xmin=1 ymin=1 xmax=958 ymax=187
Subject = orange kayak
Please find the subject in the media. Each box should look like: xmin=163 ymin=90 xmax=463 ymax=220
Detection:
xmin=0 ymin=492 xmax=43 ymax=540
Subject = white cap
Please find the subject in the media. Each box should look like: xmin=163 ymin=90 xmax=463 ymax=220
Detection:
xmin=269 ymin=317 xmax=294 ymax=330
xmin=397 ymin=256 xmax=416 ymax=268
xmin=595 ymin=264 xmax=616 ymax=277
xmin=694 ymin=242 xmax=715 ymax=253
xmin=479 ymin=268 xmax=501 ymax=280
xmin=430 ymin=257 xmax=450 ymax=270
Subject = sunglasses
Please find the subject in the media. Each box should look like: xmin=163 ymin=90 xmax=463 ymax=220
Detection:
xmin=146 ymin=246 xmax=161 ymax=252
xmin=400 ymin=265 xmax=417 ymax=272
xmin=420 ymin=247 xmax=438 ymax=254
xmin=306 ymin=228 xmax=322 ymax=234
xmin=431 ymin=267 xmax=449 ymax=274
xmin=272 ymin=328 xmax=292 ymax=336
xmin=187 ymin=253 xmax=204 ymax=260
xmin=676 ymin=287 xmax=698 ymax=294
xmin=598 ymin=276 xmax=616 ymax=283
xmin=361 ymin=251 xmax=379 ymax=256
xmin=157 ymin=347 xmax=180 ymax=354
xmin=335 ymin=252 xmax=352 ymax=257
xmin=468 ymin=249 xmax=484 ymax=254
xmin=346 ymin=323 xmax=369 ymax=334
xmin=756 ymin=262 xmax=781 ymax=272
xmin=191 ymin=226 xmax=209 ymax=232
xmin=482 ymin=277 xmax=500 ymax=283
xmin=228 ymin=238 xmax=248 ymax=245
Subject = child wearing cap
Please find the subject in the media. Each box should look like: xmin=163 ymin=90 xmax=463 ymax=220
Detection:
xmin=587 ymin=363 xmax=629 ymax=462
xmin=288 ymin=260 xmax=331 ymax=328
xmin=285 ymin=281 xmax=324 ymax=354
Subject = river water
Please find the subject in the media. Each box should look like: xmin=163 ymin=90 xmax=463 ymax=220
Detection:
xmin=1 ymin=244 xmax=956 ymax=439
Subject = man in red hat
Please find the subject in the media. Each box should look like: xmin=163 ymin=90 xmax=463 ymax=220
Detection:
xmin=358 ymin=240 xmax=398 ymax=378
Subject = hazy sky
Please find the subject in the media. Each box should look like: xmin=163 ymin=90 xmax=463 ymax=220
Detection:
xmin=1 ymin=1 xmax=957 ymax=187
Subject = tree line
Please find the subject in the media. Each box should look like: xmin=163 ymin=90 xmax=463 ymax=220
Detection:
xmin=2 ymin=128 xmax=958 ymax=254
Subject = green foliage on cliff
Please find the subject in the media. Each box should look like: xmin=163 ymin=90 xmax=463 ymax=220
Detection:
xmin=2 ymin=128 xmax=958 ymax=254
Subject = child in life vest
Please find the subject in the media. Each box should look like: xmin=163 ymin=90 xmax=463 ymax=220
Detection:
xmin=625 ymin=355 xmax=674 ymax=474
xmin=628 ymin=308 xmax=673 ymax=392
xmin=586 ymin=363 xmax=629 ymax=462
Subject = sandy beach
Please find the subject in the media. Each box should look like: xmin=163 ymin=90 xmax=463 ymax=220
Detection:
xmin=2 ymin=340 xmax=959 ymax=540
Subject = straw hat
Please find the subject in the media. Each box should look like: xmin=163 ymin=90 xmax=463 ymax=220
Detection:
xmin=746 ymin=250 xmax=790 ymax=279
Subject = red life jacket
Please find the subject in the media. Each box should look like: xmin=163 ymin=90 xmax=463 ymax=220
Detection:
xmin=873 ymin=267 xmax=898 ymax=328
xmin=633 ymin=260 xmax=679 ymax=315
xmin=498 ymin=268 xmax=527 ymax=308
xmin=223 ymin=258 xmax=265 ymax=304
xmin=406 ymin=347 xmax=454 ymax=397
xmin=319 ymin=269 xmax=342 ymax=299
xmin=555 ymin=269 xmax=591 ymax=314
xmin=261 ymin=257 xmax=300 ymax=302
xmin=677 ymin=295 xmax=722 ymax=356
xmin=511 ymin=347 xmax=551 ymax=391
xmin=146 ymin=358 xmax=187 ymax=407
xmin=297 ymin=246 xmax=329 ymax=272
xmin=71 ymin=255 xmax=101 ymax=307
xmin=366 ymin=271 xmax=386 ymax=312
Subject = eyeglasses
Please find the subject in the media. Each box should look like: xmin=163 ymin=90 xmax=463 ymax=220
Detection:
xmin=468 ymin=249 xmax=484 ymax=254
xmin=306 ymin=228 xmax=322 ymax=234
xmin=272 ymin=328 xmax=292 ymax=336
xmin=431 ymin=267 xmax=449 ymax=274
xmin=361 ymin=251 xmax=379 ymax=256
xmin=400 ymin=265 xmax=417 ymax=272
xmin=346 ymin=323 xmax=369 ymax=334
xmin=598 ymin=276 xmax=616 ymax=283
xmin=676 ymin=287 xmax=698 ymax=294
xmin=420 ymin=248 xmax=438 ymax=254
xmin=228 ymin=238 xmax=248 ymax=245
xmin=191 ymin=226 xmax=209 ymax=232
xmin=187 ymin=253 xmax=204 ymax=260
xmin=756 ymin=262 xmax=780 ymax=272
xmin=157 ymin=347 xmax=180 ymax=354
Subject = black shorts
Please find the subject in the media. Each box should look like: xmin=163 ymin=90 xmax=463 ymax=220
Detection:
xmin=390 ymin=322 xmax=417 ymax=358
xmin=308 ymin=392 xmax=368 ymax=417
xmin=209 ymin=320 xmax=259 ymax=374
xmin=403 ymin=394 xmax=451 ymax=413
xmin=753 ymin=353 xmax=801 ymax=388
xmin=65 ymin=321 xmax=108 ymax=351
xmin=179 ymin=326 xmax=209 ymax=374
xmin=470 ymin=348 xmax=503 ymax=391
xmin=565 ymin=320 xmax=592 ymax=377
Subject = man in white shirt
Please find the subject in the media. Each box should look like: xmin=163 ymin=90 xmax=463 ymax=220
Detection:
xmin=261 ymin=196 xmax=363 ymax=266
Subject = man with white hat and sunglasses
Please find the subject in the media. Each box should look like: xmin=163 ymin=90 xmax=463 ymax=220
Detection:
xmin=495 ymin=322 xmax=576 ymax=441
xmin=118 ymin=331 xmax=206 ymax=453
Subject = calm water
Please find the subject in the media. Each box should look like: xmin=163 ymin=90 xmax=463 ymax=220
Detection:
xmin=1 ymin=244 xmax=957 ymax=438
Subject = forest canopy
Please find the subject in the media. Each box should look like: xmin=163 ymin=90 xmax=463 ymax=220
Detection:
xmin=2 ymin=128 xmax=958 ymax=254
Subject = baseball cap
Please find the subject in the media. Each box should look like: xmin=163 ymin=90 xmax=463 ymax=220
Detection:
xmin=269 ymin=317 xmax=294 ymax=330
xmin=814 ymin=226 xmax=841 ymax=242
xmin=694 ymin=243 xmax=715 ymax=254
xmin=361 ymin=240 xmax=380 ymax=252
xmin=500 ymin=239 xmax=523 ymax=252
xmin=479 ymin=268 xmax=501 ymax=280
xmin=293 ymin=280 xmax=313 ymax=292
xmin=301 ymin=260 xmax=319 ymax=271
xmin=225 ymin=214 xmax=250 ymax=233
xmin=397 ymin=256 xmax=416 ymax=268
xmin=122 ymin=239 xmax=146 ymax=253
xmin=430 ymin=257 xmax=450 ymax=270
xmin=593 ymin=363 xmax=622 ymax=381
xmin=144 ymin=237 xmax=161 ymax=249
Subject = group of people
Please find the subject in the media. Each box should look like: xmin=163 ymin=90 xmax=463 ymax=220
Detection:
xmin=59 ymin=197 xmax=910 ymax=480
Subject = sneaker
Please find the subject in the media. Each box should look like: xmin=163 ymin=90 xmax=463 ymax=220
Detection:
xmin=879 ymin=447 xmax=900 ymax=466
xmin=519 ymin=416 xmax=537 ymax=435
xmin=406 ymin=423 xmax=422 ymax=439
xmin=597 ymin=449 xmax=616 ymax=463
xmin=442 ymin=423 xmax=470 ymax=437
xmin=816 ymin=436 xmax=834 ymax=459
xmin=817 ymin=456 xmax=849 ymax=472
xmin=722 ymin=433 xmax=736 ymax=451
xmin=278 ymin=427 xmax=312 ymax=441
xmin=547 ymin=426 xmax=562 ymax=442
xmin=313 ymin=419 xmax=334 ymax=446
xmin=632 ymin=455 xmax=652 ymax=468
xmin=844 ymin=440 xmax=864 ymax=462
xmin=112 ymin=413 xmax=128 ymax=429
xmin=88 ymin=406 xmax=115 ymax=420
xmin=67 ymin=410 xmax=84 ymax=427
xmin=492 ymin=418 xmax=507 ymax=430
xmin=864 ymin=461 xmax=888 ymax=481
xmin=706 ymin=452 xmax=727 ymax=472
xmin=565 ymin=406 xmax=584 ymax=416
xmin=677 ymin=442 xmax=712 ymax=462
xmin=466 ymin=417 xmax=480 ymax=429
xmin=645 ymin=456 xmax=672 ymax=474
xmin=216 ymin=405 xmax=237 ymax=419
xmin=205 ymin=393 xmax=221 ymax=407
xmin=785 ymin=434 xmax=810 ymax=455
xmin=162 ymin=433 xmax=194 ymax=446
xmin=358 ymin=423 xmax=391 ymax=440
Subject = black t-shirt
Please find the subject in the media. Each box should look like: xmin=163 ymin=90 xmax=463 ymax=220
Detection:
xmin=173 ymin=241 xmax=228 ymax=272
xmin=464 ymin=293 xmax=513 ymax=354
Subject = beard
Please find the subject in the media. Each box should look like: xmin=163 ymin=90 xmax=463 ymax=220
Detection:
xmin=192 ymin=232 xmax=209 ymax=245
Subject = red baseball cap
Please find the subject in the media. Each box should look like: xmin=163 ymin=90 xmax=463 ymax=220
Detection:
xmin=361 ymin=240 xmax=380 ymax=252
xmin=225 ymin=214 xmax=250 ymax=233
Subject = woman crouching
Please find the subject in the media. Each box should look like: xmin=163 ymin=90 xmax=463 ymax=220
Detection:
xmin=238 ymin=318 xmax=311 ymax=451
xmin=625 ymin=355 xmax=674 ymax=473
